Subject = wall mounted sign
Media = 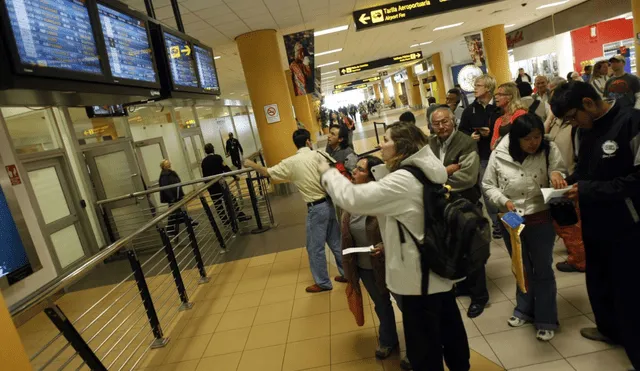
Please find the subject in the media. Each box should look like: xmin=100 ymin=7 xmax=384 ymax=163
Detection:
xmin=333 ymin=76 xmax=380 ymax=90
xmin=422 ymin=76 xmax=437 ymax=84
xmin=5 ymin=165 xmax=21 ymax=186
xmin=340 ymin=52 xmax=422 ymax=76
xmin=353 ymin=0 xmax=499 ymax=31
xmin=283 ymin=29 xmax=316 ymax=96
xmin=333 ymin=84 xmax=368 ymax=95
xmin=264 ymin=104 xmax=281 ymax=124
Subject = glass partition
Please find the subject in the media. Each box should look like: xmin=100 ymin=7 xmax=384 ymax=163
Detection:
xmin=174 ymin=106 xmax=198 ymax=129
xmin=2 ymin=107 xmax=62 ymax=154
xmin=230 ymin=106 xmax=257 ymax=156
xmin=67 ymin=107 xmax=128 ymax=145
xmin=197 ymin=106 xmax=231 ymax=158
xmin=247 ymin=106 xmax=262 ymax=150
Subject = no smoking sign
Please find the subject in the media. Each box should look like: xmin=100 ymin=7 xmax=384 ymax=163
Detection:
xmin=263 ymin=104 xmax=281 ymax=124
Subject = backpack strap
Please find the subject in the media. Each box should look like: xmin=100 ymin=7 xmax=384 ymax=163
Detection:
xmin=529 ymin=99 xmax=541 ymax=114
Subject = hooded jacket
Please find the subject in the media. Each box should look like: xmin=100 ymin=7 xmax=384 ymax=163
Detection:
xmin=321 ymin=145 xmax=454 ymax=296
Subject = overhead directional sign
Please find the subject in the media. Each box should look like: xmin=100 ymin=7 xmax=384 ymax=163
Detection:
xmin=340 ymin=52 xmax=423 ymax=76
xmin=334 ymin=76 xmax=381 ymax=90
xmin=353 ymin=0 xmax=500 ymax=31
xmin=333 ymin=84 xmax=368 ymax=95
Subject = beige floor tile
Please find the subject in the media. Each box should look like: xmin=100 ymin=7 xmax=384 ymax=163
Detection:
xmin=254 ymin=300 xmax=294 ymax=325
xmin=234 ymin=277 xmax=268 ymax=294
xmin=472 ymin=300 xmax=528 ymax=335
xmin=549 ymin=315 xmax=614 ymax=358
xmin=275 ymin=248 xmax=303 ymax=262
xmin=132 ymin=341 xmax=175 ymax=369
xmin=460 ymin=309 xmax=482 ymax=339
xmin=491 ymin=276 xmax=517 ymax=300
xmin=485 ymin=327 xmax=563 ymax=369
xmin=288 ymin=313 xmax=330 ymax=342
xmin=205 ymin=282 xmax=239 ymax=300
xmin=331 ymin=308 xmax=375 ymax=335
xmin=155 ymin=360 xmax=200 ymax=371
xmin=271 ymin=259 xmax=302 ymax=274
xmin=558 ymin=285 xmax=592 ymax=314
xmin=268 ymin=271 xmax=301 ymax=288
xmin=214 ymin=271 xmax=245 ymax=284
xmin=457 ymin=281 xmax=510 ymax=309
xmin=297 ymin=267 xmax=316 ymax=283
xmin=191 ymin=296 xmax=232 ymax=318
xmin=195 ymin=352 xmax=242 ymax=371
xmin=300 ymin=256 xmax=310 ymax=268
xmin=556 ymin=294 xmax=582 ymax=320
xmin=238 ymin=344 xmax=286 ymax=371
xmin=510 ymin=359 xmax=575 ymax=371
xmin=220 ymin=261 xmax=249 ymax=275
xmin=566 ymin=348 xmax=633 ymax=371
xmin=248 ymin=253 xmax=277 ymax=267
xmin=292 ymin=295 xmax=331 ymax=318
xmin=216 ymin=307 xmax=257 ymax=332
xmin=226 ymin=291 xmax=263 ymax=311
xmin=299 ymin=367 xmax=330 ymax=371
xmin=164 ymin=334 xmax=212 ymax=363
xmin=283 ymin=337 xmax=331 ymax=371
xmin=329 ymin=288 xmax=373 ymax=312
xmin=245 ymin=320 xmax=290 ymax=350
xmin=295 ymin=280 xmax=332 ymax=299
xmin=260 ymin=284 xmax=297 ymax=305
xmin=485 ymin=257 xmax=513 ymax=280
xmin=585 ymin=312 xmax=596 ymax=322
xmin=469 ymin=350 xmax=505 ymax=370
xmin=330 ymin=328 xmax=379 ymax=364
xmin=202 ymin=327 xmax=251 ymax=357
xmin=179 ymin=313 xmax=223 ymax=338
xmin=241 ymin=265 xmax=272 ymax=280
xmin=331 ymin=357 xmax=384 ymax=371
xmin=468 ymin=336 xmax=502 ymax=367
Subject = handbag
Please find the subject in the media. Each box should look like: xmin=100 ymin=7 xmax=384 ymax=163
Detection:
xmin=345 ymin=282 xmax=365 ymax=326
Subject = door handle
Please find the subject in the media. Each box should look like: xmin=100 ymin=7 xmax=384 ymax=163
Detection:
xmin=131 ymin=173 xmax=138 ymax=178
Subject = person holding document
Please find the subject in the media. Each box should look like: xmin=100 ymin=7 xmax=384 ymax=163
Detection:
xmin=550 ymin=81 xmax=640 ymax=370
xmin=482 ymin=113 xmax=567 ymax=341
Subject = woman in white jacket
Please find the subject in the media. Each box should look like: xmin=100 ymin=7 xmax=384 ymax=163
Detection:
xmin=319 ymin=122 xmax=470 ymax=371
xmin=482 ymin=113 xmax=567 ymax=341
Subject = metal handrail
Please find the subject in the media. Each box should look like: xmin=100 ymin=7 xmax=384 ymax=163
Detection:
xmin=9 ymin=176 xmax=223 ymax=317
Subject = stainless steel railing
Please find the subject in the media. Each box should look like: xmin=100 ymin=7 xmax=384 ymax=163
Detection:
xmin=11 ymin=150 xmax=277 ymax=370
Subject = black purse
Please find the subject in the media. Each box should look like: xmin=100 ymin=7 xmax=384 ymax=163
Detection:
xmin=549 ymin=198 xmax=579 ymax=226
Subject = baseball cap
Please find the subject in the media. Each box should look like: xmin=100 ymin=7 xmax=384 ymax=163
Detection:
xmin=609 ymin=54 xmax=626 ymax=63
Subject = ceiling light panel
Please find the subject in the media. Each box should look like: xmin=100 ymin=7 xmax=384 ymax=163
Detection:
xmin=433 ymin=22 xmax=464 ymax=31
xmin=318 ymin=61 xmax=339 ymax=67
xmin=314 ymin=25 xmax=349 ymax=36
xmin=536 ymin=1 xmax=570 ymax=10
xmin=315 ymin=48 xmax=343 ymax=57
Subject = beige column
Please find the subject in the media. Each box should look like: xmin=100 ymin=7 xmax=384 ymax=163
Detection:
xmin=0 ymin=292 xmax=31 ymax=370
xmin=482 ymin=24 xmax=511 ymax=86
xmin=380 ymin=78 xmax=391 ymax=105
xmin=286 ymin=70 xmax=317 ymax=142
xmin=431 ymin=52 xmax=447 ymax=104
xmin=633 ymin=0 xmax=640 ymax=76
xmin=394 ymin=81 xmax=403 ymax=107
xmin=406 ymin=67 xmax=422 ymax=109
xmin=374 ymin=83 xmax=381 ymax=100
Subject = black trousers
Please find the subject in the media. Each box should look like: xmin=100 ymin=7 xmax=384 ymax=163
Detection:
xmin=584 ymin=228 xmax=640 ymax=369
xmin=402 ymin=290 xmax=470 ymax=371
xmin=455 ymin=265 xmax=489 ymax=306
xmin=230 ymin=154 xmax=242 ymax=169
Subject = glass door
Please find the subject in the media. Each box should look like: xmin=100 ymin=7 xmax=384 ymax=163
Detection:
xmin=134 ymin=137 xmax=168 ymax=207
xmin=181 ymin=128 xmax=205 ymax=179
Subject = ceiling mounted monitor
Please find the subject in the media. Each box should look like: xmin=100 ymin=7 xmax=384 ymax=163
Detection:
xmin=194 ymin=44 xmax=220 ymax=94
xmin=1 ymin=0 xmax=107 ymax=82
xmin=96 ymin=0 xmax=160 ymax=88
xmin=164 ymin=30 xmax=199 ymax=90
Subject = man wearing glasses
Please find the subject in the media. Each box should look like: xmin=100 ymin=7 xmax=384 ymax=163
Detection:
xmin=430 ymin=106 xmax=487 ymax=319
xmin=550 ymin=81 xmax=640 ymax=370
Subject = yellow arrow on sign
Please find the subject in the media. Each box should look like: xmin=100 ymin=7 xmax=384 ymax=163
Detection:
xmin=181 ymin=45 xmax=191 ymax=56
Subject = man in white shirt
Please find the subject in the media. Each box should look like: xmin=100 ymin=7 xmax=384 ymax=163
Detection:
xmin=244 ymin=129 xmax=346 ymax=292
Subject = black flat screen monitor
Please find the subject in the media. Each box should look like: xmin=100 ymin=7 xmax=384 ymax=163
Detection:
xmin=163 ymin=31 xmax=199 ymax=89
xmin=86 ymin=104 xmax=127 ymax=117
xmin=0 ymin=187 xmax=32 ymax=283
xmin=96 ymin=2 xmax=159 ymax=86
xmin=1 ymin=0 xmax=106 ymax=80
xmin=194 ymin=44 xmax=219 ymax=93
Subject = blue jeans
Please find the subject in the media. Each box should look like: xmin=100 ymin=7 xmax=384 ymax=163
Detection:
xmin=479 ymin=159 xmax=499 ymax=231
xmin=359 ymin=268 xmax=399 ymax=347
xmin=306 ymin=201 xmax=344 ymax=289
xmin=501 ymin=221 xmax=558 ymax=330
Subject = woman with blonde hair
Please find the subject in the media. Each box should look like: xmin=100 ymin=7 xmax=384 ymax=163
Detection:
xmin=319 ymin=122 xmax=470 ymax=371
xmin=490 ymin=82 xmax=528 ymax=150
xmin=590 ymin=60 xmax=609 ymax=98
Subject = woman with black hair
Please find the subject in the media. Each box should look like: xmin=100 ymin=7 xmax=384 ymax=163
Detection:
xmin=482 ymin=113 xmax=567 ymax=341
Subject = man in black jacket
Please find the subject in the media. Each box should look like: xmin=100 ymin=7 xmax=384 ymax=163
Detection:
xmin=459 ymin=74 xmax=502 ymax=239
xmin=201 ymin=144 xmax=249 ymax=226
xmin=226 ymin=133 xmax=243 ymax=169
xmin=550 ymin=81 xmax=640 ymax=370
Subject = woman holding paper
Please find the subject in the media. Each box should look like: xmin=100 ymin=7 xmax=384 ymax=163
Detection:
xmin=319 ymin=122 xmax=470 ymax=371
xmin=339 ymin=155 xmax=409 ymax=367
xmin=482 ymin=113 xmax=567 ymax=341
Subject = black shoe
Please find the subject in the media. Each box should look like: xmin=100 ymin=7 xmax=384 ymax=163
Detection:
xmin=492 ymin=229 xmax=502 ymax=239
xmin=400 ymin=356 xmax=412 ymax=370
xmin=556 ymin=261 xmax=584 ymax=273
xmin=467 ymin=303 xmax=487 ymax=318
xmin=238 ymin=212 xmax=252 ymax=222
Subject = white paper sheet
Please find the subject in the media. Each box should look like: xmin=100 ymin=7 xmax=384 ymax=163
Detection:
xmin=342 ymin=246 xmax=374 ymax=255
xmin=541 ymin=186 xmax=572 ymax=204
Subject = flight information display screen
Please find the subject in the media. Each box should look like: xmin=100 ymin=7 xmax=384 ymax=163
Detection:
xmin=4 ymin=0 xmax=103 ymax=74
xmin=164 ymin=32 xmax=198 ymax=88
xmin=194 ymin=45 xmax=219 ymax=92
xmin=97 ymin=4 xmax=157 ymax=83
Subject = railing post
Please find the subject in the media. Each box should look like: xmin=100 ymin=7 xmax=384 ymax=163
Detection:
xmin=199 ymin=196 xmax=227 ymax=251
xmin=127 ymin=250 xmax=169 ymax=349
xmin=246 ymin=173 xmax=270 ymax=234
xmin=259 ymin=176 xmax=275 ymax=225
xmin=158 ymin=227 xmax=194 ymax=310
xmin=222 ymin=183 xmax=239 ymax=233
xmin=44 ymin=305 xmax=107 ymax=371
xmin=184 ymin=211 xmax=210 ymax=284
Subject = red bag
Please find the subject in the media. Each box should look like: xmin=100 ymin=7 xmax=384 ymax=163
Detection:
xmin=346 ymin=282 xmax=365 ymax=326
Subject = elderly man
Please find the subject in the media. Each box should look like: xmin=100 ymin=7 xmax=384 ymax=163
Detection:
xmin=534 ymin=75 xmax=550 ymax=105
xmin=429 ymin=106 xmax=487 ymax=318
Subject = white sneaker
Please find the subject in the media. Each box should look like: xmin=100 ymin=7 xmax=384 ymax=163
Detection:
xmin=536 ymin=329 xmax=555 ymax=341
xmin=507 ymin=316 xmax=528 ymax=327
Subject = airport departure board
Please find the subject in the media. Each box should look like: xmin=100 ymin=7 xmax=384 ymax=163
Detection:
xmin=98 ymin=4 xmax=157 ymax=83
xmin=4 ymin=0 xmax=103 ymax=74
xmin=194 ymin=45 xmax=219 ymax=92
xmin=164 ymin=32 xmax=198 ymax=88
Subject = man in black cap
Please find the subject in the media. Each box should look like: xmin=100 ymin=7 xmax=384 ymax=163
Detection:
xmin=604 ymin=54 xmax=640 ymax=109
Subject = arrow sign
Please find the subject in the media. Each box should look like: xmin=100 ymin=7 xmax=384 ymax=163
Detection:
xmin=359 ymin=13 xmax=371 ymax=24
xmin=339 ymin=52 xmax=424 ymax=76
xmin=181 ymin=45 xmax=191 ymax=56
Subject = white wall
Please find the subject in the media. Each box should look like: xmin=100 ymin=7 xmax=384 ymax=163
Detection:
xmin=0 ymin=114 xmax=57 ymax=307
xmin=439 ymin=37 xmax=473 ymax=93
xmin=555 ymin=31 xmax=575 ymax=77
xmin=513 ymin=37 xmax=556 ymax=62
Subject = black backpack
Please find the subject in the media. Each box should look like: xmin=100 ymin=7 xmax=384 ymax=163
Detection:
xmin=396 ymin=165 xmax=491 ymax=288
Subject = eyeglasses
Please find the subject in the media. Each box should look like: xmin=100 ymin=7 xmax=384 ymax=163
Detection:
xmin=474 ymin=83 xmax=485 ymax=88
xmin=431 ymin=118 xmax=453 ymax=128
